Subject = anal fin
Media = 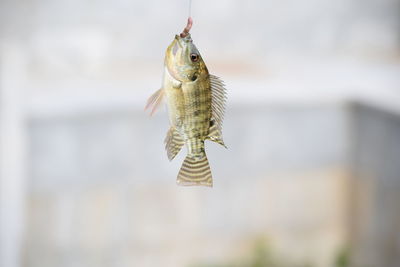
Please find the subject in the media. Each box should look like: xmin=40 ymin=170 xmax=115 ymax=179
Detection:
xmin=164 ymin=127 xmax=184 ymax=161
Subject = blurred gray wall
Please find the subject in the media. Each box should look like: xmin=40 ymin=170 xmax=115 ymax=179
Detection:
xmin=350 ymin=104 xmax=400 ymax=267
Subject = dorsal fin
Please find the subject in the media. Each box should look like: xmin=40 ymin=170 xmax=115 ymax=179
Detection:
xmin=209 ymin=75 xmax=227 ymax=129
xmin=208 ymin=75 xmax=227 ymax=147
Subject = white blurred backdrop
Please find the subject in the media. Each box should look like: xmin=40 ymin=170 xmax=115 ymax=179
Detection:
xmin=0 ymin=1 xmax=400 ymax=267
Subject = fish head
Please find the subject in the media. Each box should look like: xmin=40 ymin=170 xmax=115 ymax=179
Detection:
xmin=165 ymin=34 xmax=207 ymax=82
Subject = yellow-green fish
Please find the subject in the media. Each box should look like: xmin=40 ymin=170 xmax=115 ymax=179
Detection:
xmin=145 ymin=22 xmax=227 ymax=187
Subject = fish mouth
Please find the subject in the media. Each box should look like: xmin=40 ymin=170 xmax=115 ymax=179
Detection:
xmin=175 ymin=34 xmax=192 ymax=44
xmin=171 ymin=35 xmax=185 ymax=56
xmin=172 ymin=38 xmax=179 ymax=56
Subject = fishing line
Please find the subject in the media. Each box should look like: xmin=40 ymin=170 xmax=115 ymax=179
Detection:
xmin=180 ymin=0 xmax=193 ymax=38
xmin=188 ymin=0 xmax=192 ymax=18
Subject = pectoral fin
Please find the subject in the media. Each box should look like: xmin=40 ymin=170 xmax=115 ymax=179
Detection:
xmin=145 ymin=88 xmax=165 ymax=116
xmin=164 ymin=127 xmax=184 ymax=161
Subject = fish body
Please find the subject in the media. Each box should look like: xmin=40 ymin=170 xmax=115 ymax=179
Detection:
xmin=146 ymin=33 xmax=226 ymax=187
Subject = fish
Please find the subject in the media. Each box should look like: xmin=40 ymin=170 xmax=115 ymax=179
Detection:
xmin=145 ymin=18 xmax=227 ymax=187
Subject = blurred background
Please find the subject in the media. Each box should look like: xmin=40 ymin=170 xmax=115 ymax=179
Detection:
xmin=0 ymin=0 xmax=400 ymax=267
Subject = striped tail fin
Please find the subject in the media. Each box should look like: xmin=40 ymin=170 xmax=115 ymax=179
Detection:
xmin=177 ymin=154 xmax=213 ymax=187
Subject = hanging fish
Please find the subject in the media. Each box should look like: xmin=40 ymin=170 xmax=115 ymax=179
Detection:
xmin=145 ymin=17 xmax=227 ymax=187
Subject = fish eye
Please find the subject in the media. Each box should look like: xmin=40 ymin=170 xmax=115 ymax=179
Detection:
xmin=190 ymin=53 xmax=199 ymax=62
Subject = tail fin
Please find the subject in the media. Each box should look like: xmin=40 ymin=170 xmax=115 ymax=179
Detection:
xmin=177 ymin=154 xmax=213 ymax=187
